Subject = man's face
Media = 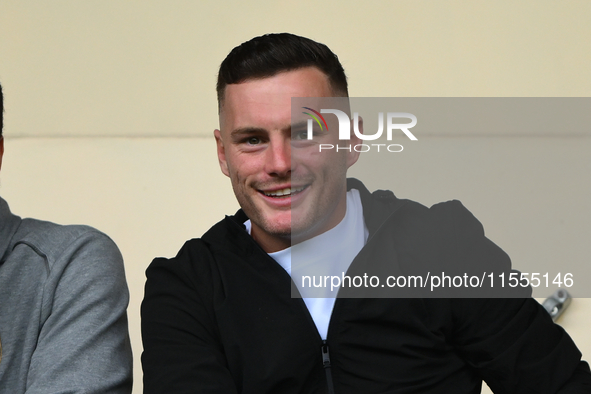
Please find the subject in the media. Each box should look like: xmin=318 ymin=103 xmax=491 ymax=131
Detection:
xmin=215 ymin=67 xmax=360 ymax=252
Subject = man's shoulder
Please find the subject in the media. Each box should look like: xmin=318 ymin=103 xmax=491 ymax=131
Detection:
xmin=348 ymin=177 xmax=474 ymax=232
xmin=395 ymin=198 xmax=476 ymax=227
xmin=148 ymin=211 xmax=251 ymax=275
xmin=146 ymin=210 xmax=268 ymax=288
xmin=14 ymin=217 xmax=122 ymax=270
xmin=1 ymin=216 xmax=132 ymax=394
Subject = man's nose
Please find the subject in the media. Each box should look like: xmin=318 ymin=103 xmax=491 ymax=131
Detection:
xmin=265 ymin=139 xmax=291 ymax=176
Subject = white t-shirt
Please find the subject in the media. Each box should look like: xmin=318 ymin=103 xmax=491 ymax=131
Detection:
xmin=245 ymin=189 xmax=368 ymax=339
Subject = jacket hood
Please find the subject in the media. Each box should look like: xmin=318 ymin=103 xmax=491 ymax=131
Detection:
xmin=346 ymin=177 xmax=407 ymax=236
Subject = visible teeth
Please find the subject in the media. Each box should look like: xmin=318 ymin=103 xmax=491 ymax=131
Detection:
xmin=264 ymin=187 xmax=305 ymax=197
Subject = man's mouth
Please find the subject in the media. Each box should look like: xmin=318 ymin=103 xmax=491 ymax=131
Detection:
xmin=262 ymin=186 xmax=307 ymax=198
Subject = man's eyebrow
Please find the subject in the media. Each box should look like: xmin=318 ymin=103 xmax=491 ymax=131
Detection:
xmin=291 ymin=121 xmax=308 ymax=130
xmin=230 ymin=127 xmax=267 ymax=138
xmin=229 ymin=125 xmax=293 ymax=140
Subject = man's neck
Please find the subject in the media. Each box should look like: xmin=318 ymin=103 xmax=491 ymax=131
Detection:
xmin=250 ymin=192 xmax=348 ymax=254
xmin=250 ymin=225 xmax=291 ymax=253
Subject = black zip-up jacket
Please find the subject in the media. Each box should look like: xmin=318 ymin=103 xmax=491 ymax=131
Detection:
xmin=142 ymin=179 xmax=591 ymax=393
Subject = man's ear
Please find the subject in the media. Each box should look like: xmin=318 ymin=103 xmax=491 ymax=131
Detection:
xmin=214 ymin=129 xmax=230 ymax=177
xmin=0 ymin=137 xmax=4 ymax=172
xmin=347 ymin=116 xmax=362 ymax=168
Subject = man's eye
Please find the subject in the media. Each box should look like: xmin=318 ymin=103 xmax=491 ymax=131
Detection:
xmin=246 ymin=137 xmax=261 ymax=145
xmin=292 ymin=130 xmax=310 ymax=140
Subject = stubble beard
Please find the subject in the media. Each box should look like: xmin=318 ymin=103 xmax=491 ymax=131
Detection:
xmin=232 ymin=175 xmax=293 ymax=238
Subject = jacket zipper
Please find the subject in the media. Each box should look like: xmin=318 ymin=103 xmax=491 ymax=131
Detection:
xmin=321 ymin=340 xmax=335 ymax=394
xmin=317 ymin=198 xmax=405 ymax=394
xmin=226 ymin=196 xmax=404 ymax=393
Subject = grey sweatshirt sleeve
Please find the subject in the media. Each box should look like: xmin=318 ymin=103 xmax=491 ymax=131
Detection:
xmin=22 ymin=228 xmax=133 ymax=393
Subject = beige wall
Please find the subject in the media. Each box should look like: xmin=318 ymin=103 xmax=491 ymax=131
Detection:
xmin=1 ymin=2 xmax=589 ymax=393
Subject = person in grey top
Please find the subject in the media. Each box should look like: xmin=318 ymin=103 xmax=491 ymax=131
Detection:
xmin=0 ymin=82 xmax=133 ymax=393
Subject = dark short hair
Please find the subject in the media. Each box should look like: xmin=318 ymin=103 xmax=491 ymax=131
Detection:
xmin=217 ymin=33 xmax=348 ymax=107
xmin=0 ymin=81 xmax=3 ymax=137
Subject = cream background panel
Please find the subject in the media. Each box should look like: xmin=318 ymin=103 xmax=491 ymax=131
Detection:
xmin=1 ymin=1 xmax=590 ymax=137
xmin=1 ymin=1 xmax=590 ymax=393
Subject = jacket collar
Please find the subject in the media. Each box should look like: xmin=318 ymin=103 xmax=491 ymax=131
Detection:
xmin=0 ymin=196 xmax=22 ymax=263
xmin=346 ymin=178 xmax=406 ymax=237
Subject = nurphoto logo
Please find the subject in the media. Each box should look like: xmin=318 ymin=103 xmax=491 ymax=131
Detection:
xmin=302 ymin=107 xmax=418 ymax=153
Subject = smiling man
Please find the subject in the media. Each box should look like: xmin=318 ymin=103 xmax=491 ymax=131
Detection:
xmin=214 ymin=66 xmax=357 ymax=252
xmin=141 ymin=33 xmax=591 ymax=393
